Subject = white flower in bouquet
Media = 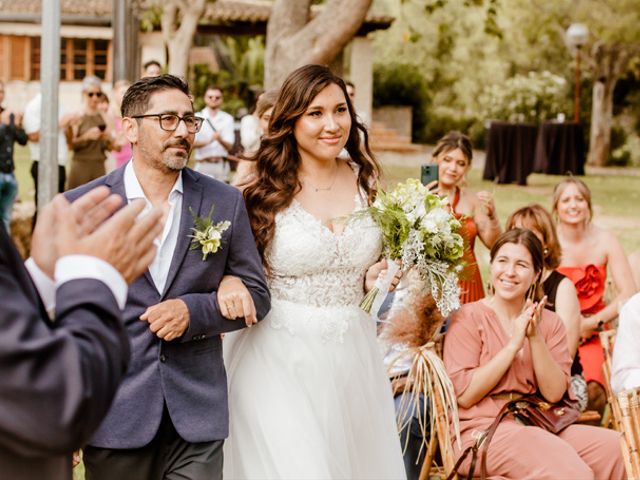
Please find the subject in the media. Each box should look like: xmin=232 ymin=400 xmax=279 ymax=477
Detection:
xmin=360 ymin=179 xmax=464 ymax=317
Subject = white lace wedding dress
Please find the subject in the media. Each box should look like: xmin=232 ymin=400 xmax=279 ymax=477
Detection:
xmin=223 ymin=192 xmax=406 ymax=479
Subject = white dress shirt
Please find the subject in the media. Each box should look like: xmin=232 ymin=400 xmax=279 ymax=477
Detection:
xmin=25 ymin=255 xmax=128 ymax=316
xmin=194 ymin=108 xmax=235 ymax=160
xmin=22 ymin=93 xmax=69 ymax=166
xmin=611 ymin=293 xmax=640 ymax=394
xmin=124 ymin=160 xmax=183 ymax=294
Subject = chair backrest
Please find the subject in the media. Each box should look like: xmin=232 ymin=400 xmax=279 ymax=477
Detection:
xmin=617 ymin=388 xmax=640 ymax=479
xmin=600 ymin=329 xmax=623 ymax=431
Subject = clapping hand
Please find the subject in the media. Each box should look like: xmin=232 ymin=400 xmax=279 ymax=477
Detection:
xmin=217 ymin=275 xmax=257 ymax=327
xmin=32 ymin=186 xmax=162 ymax=282
xmin=53 ymin=192 xmax=163 ymax=284
xmin=510 ymin=299 xmax=536 ymax=351
xmin=526 ymin=296 xmax=547 ymax=338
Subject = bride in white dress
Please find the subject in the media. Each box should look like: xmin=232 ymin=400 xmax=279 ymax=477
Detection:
xmin=221 ymin=64 xmax=406 ymax=479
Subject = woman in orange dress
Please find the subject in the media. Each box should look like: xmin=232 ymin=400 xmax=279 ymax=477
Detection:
xmin=443 ymin=229 xmax=625 ymax=479
xmin=553 ymin=177 xmax=636 ymax=414
xmin=427 ymin=132 xmax=501 ymax=303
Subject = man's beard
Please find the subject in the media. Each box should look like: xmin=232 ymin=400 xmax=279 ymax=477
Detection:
xmin=161 ymin=139 xmax=191 ymax=171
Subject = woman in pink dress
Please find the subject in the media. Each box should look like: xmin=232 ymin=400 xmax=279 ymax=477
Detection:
xmin=444 ymin=229 xmax=624 ymax=479
xmin=553 ymin=177 xmax=636 ymax=414
xmin=427 ymin=132 xmax=501 ymax=303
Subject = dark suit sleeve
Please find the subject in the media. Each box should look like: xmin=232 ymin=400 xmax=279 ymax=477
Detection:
xmin=0 ymin=253 xmax=130 ymax=457
xmin=179 ymin=189 xmax=271 ymax=340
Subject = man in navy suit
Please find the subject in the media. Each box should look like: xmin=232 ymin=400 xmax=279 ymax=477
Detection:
xmin=67 ymin=75 xmax=271 ymax=480
xmin=0 ymin=186 xmax=162 ymax=480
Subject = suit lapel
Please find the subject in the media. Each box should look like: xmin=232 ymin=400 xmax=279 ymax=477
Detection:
xmin=162 ymin=169 xmax=203 ymax=298
xmin=105 ymin=164 xmax=158 ymax=291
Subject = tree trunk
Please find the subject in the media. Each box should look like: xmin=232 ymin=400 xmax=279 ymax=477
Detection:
xmin=264 ymin=0 xmax=373 ymax=89
xmin=160 ymin=0 xmax=209 ymax=79
xmin=587 ymin=78 xmax=616 ymax=166
xmin=586 ymin=42 xmax=635 ymax=166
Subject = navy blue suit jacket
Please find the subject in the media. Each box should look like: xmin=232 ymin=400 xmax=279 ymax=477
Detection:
xmin=66 ymin=165 xmax=270 ymax=448
xmin=0 ymin=224 xmax=130 ymax=479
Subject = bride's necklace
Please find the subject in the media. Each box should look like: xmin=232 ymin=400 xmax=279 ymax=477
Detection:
xmin=303 ymin=164 xmax=339 ymax=192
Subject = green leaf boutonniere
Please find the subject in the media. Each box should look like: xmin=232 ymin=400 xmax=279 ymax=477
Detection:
xmin=188 ymin=206 xmax=231 ymax=261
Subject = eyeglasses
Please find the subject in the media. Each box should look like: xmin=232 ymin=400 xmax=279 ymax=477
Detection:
xmin=86 ymin=91 xmax=103 ymax=98
xmin=131 ymin=113 xmax=204 ymax=133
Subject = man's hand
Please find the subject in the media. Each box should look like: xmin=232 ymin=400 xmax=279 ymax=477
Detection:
xmin=217 ymin=275 xmax=257 ymax=327
xmin=54 ymin=194 xmax=163 ymax=284
xmin=139 ymin=299 xmax=190 ymax=341
xmin=31 ymin=186 xmax=124 ymax=278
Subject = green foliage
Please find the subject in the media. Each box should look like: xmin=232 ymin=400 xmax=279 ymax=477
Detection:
xmin=139 ymin=1 xmax=163 ymax=32
xmin=190 ymin=65 xmax=245 ymax=115
xmin=481 ymin=71 xmax=571 ymax=123
xmin=373 ymin=63 xmax=431 ymax=142
xmin=190 ymin=35 xmax=265 ymax=117
xmin=423 ymin=107 xmax=482 ymax=146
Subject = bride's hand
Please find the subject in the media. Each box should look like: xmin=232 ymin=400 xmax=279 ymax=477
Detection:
xmin=217 ymin=275 xmax=257 ymax=327
xmin=364 ymin=259 xmax=402 ymax=293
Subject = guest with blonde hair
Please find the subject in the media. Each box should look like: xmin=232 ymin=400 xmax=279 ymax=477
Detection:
xmin=553 ymin=177 xmax=636 ymax=415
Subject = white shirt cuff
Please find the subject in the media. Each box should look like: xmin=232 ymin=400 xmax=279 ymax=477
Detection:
xmin=25 ymin=257 xmax=56 ymax=314
xmin=55 ymin=255 xmax=128 ymax=310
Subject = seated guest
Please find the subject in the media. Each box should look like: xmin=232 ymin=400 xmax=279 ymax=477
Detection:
xmin=553 ymin=177 xmax=636 ymax=415
xmin=611 ymin=293 xmax=640 ymax=394
xmin=444 ymin=229 xmax=624 ymax=479
xmin=506 ymin=204 xmax=587 ymax=410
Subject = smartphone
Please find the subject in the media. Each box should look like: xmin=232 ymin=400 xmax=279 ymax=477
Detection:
xmin=420 ymin=164 xmax=439 ymax=186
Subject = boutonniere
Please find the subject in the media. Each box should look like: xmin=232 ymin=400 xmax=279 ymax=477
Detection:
xmin=188 ymin=206 xmax=231 ymax=261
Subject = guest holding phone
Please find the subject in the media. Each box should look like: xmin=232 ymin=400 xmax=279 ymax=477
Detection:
xmin=425 ymin=131 xmax=501 ymax=303
xmin=443 ymin=229 xmax=624 ymax=479
xmin=67 ymin=76 xmax=113 ymax=189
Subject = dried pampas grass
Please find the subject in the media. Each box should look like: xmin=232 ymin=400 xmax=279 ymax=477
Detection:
xmin=381 ymin=270 xmax=445 ymax=348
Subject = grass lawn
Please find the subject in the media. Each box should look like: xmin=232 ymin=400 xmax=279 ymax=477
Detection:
xmin=14 ymin=145 xmax=35 ymax=201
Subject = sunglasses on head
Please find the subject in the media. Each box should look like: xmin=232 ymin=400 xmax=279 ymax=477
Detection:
xmin=87 ymin=91 xmax=103 ymax=98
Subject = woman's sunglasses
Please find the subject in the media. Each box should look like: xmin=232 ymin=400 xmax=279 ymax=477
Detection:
xmin=86 ymin=91 xmax=104 ymax=98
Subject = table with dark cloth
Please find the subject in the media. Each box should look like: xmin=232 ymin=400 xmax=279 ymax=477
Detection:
xmin=533 ymin=121 xmax=585 ymax=176
xmin=483 ymin=121 xmax=539 ymax=185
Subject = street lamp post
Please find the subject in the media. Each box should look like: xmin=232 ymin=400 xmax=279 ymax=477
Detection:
xmin=566 ymin=23 xmax=589 ymax=123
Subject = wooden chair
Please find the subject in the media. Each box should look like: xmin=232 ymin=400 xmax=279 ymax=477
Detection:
xmin=600 ymin=329 xmax=623 ymax=431
xmin=390 ymin=338 xmax=458 ymax=480
xmin=616 ymin=388 xmax=640 ymax=478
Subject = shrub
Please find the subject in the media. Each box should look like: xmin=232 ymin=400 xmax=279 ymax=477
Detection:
xmin=373 ymin=63 xmax=431 ymax=143
xmin=481 ymin=71 xmax=570 ymax=123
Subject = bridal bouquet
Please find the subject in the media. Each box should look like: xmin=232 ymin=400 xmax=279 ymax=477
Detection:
xmin=360 ymin=178 xmax=464 ymax=317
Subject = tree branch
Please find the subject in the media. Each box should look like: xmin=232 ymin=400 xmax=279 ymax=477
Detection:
xmin=286 ymin=0 xmax=373 ymax=65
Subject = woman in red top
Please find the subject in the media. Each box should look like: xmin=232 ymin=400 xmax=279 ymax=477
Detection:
xmin=427 ymin=132 xmax=502 ymax=303
xmin=553 ymin=177 xmax=636 ymax=414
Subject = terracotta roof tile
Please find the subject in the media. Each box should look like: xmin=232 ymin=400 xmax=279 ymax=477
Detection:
xmin=0 ymin=0 xmax=392 ymax=29
xmin=0 ymin=0 xmax=112 ymax=16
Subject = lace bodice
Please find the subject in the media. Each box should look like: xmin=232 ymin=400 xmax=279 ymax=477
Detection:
xmin=266 ymin=194 xmax=382 ymax=308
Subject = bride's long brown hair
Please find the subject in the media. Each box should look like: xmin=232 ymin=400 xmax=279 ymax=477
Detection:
xmin=243 ymin=64 xmax=381 ymax=269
